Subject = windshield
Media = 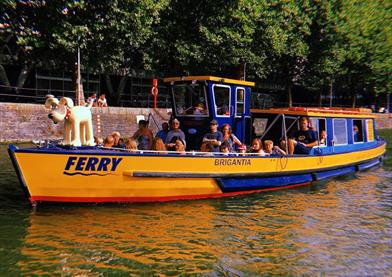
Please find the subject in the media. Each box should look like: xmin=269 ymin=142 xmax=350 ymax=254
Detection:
xmin=172 ymin=84 xmax=209 ymax=116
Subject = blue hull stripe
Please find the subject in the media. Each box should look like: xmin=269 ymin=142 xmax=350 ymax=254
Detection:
xmin=218 ymin=174 xmax=313 ymax=192
xmin=357 ymin=158 xmax=381 ymax=171
xmin=313 ymin=166 xmax=356 ymax=181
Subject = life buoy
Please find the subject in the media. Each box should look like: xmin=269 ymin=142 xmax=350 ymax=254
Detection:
xmin=151 ymin=86 xmax=158 ymax=96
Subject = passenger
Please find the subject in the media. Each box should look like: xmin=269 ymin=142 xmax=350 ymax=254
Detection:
xmin=353 ymin=125 xmax=360 ymax=142
xmin=277 ymin=138 xmax=288 ymax=155
xmin=94 ymin=136 xmax=103 ymax=146
xmin=319 ymin=130 xmax=327 ymax=145
xmin=288 ymin=117 xmax=318 ymax=155
xmin=103 ymin=135 xmax=115 ymax=148
xmin=112 ymin=131 xmax=125 ymax=148
xmin=200 ymin=141 xmax=214 ymax=155
xmin=264 ymin=140 xmax=276 ymax=155
xmin=155 ymin=122 xmax=169 ymax=142
xmin=219 ymin=143 xmax=231 ymax=155
xmin=221 ymin=123 xmax=242 ymax=151
xmin=202 ymin=120 xmax=223 ymax=152
xmin=132 ymin=120 xmax=154 ymax=150
xmin=193 ymin=103 xmax=206 ymax=115
xmin=165 ymin=118 xmax=186 ymax=151
xmin=174 ymin=139 xmax=186 ymax=154
xmin=125 ymin=138 xmax=138 ymax=151
xmin=237 ymin=144 xmax=247 ymax=156
xmin=249 ymin=138 xmax=265 ymax=156
xmin=152 ymin=137 xmax=167 ymax=154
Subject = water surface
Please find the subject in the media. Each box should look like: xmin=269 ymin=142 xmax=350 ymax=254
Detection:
xmin=0 ymin=144 xmax=391 ymax=276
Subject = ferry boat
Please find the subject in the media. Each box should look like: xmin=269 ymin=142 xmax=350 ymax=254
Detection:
xmin=8 ymin=76 xmax=386 ymax=204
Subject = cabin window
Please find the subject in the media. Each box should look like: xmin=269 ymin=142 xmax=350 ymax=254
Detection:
xmin=333 ymin=119 xmax=348 ymax=145
xmin=172 ymin=84 xmax=209 ymax=116
xmin=213 ymin=85 xmax=231 ymax=116
xmin=353 ymin=119 xmax=364 ymax=143
xmin=235 ymin=87 xmax=245 ymax=117
xmin=366 ymin=119 xmax=375 ymax=141
xmin=310 ymin=117 xmax=327 ymax=146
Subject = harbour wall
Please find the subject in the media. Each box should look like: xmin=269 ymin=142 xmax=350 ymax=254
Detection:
xmin=0 ymin=102 xmax=170 ymax=143
xmin=0 ymin=102 xmax=391 ymax=143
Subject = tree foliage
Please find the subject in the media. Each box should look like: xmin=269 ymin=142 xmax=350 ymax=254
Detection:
xmin=0 ymin=0 xmax=391 ymax=103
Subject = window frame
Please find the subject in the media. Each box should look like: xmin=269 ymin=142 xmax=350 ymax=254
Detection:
xmin=352 ymin=119 xmax=365 ymax=144
xmin=366 ymin=119 xmax=375 ymax=142
xmin=171 ymin=84 xmax=209 ymax=117
xmin=310 ymin=117 xmax=327 ymax=147
xmin=235 ymin=87 xmax=246 ymax=118
xmin=212 ymin=84 xmax=231 ymax=118
xmin=332 ymin=118 xmax=348 ymax=146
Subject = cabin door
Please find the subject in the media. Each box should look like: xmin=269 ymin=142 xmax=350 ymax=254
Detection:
xmin=232 ymin=86 xmax=249 ymax=144
xmin=211 ymin=84 xmax=232 ymax=126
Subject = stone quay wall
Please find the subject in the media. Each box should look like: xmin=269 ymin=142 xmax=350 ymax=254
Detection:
xmin=0 ymin=102 xmax=170 ymax=143
xmin=0 ymin=102 xmax=391 ymax=143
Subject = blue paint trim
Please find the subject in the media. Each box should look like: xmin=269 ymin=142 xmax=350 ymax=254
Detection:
xmin=313 ymin=166 xmax=356 ymax=181
xmin=219 ymin=174 xmax=313 ymax=192
xmin=357 ymin=158 xmax=380 ymax=171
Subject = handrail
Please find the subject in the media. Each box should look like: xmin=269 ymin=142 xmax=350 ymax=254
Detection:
xmin=97 ymin=146 xmax=270 ymax=157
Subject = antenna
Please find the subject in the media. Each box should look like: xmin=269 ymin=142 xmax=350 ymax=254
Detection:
xmin=75 ymin=39 xmax=85 ymax=106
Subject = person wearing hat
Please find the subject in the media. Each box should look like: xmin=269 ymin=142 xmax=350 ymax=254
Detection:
xmin=165 ymin=118 xmax=186 ymax=151
xmin=202 ymin=120 xmax=223 ymax=153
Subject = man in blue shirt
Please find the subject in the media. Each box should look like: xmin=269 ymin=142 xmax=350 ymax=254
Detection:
xmin=155 ymin=122 xmax=169 ymax=142
xmin=288 ymin=117 xmax=318 ymax=155
xmin=202 ymin=120 xmax=223 ymax=152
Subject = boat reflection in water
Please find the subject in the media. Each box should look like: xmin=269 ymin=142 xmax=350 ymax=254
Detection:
xmin=18 ymin=170 xmax=391 ymax=275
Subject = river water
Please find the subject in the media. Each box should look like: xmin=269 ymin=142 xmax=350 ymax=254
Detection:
xmin=0 ymin=144 xmax=391 ymax=276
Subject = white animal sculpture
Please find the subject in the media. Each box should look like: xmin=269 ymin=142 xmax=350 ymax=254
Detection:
xmin=45 ymin=95 xmax=95 ymax=146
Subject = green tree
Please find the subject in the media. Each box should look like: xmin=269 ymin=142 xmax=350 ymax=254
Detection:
xmin=303 ymin=0 xmax=346 ymax=107
xmin=337 ymin=0 xmax=392 ymax=107
xmin=261 ymin=0 xmax=311 ymax=107
xmin=0 ymin=0 xmax=169 ymax=97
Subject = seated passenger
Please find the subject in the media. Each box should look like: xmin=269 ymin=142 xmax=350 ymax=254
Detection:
xmin=112 ymin=131 xmax=125 ymax=148
xmin=132 ymin=120 xmax=154 ymax=150
xmin=200 ymin=141 xmax=214 ymax=155
xmin=219 ymin=143 xmax=231 ymax=155
xmin=125 ymin=138 xmax=138 ymax=151
xmin=94 ymin=136 xmax=103 ymax=146
xmin=319 ymin=130 xmax=327 ymax=145
xmin=203 ymin=120 xmax=223 ymax=152
xmin=274 ymin=138 xmax=288 ymax=155
xmin=152 ymin=137 xmax=167 ymax=154
xmin=221 ymin=123 xmax=242 ymax=151
xmin=193 ymin=103 xmax=206 ymax=115
xmin=288 ymin=117 xmax=318 ymax=155
xmin=237 ymin=144 xmax=247 ymax=156
xmin=353 ymin=125 xmax=360 ymax=142
xmin=103 ymin=135 xmax=115 ymax=148
xmin=174 ymin=139 xmax=186 ymax=154
xmin=155 ymin=122 xmax=169 ymax=142
xmin=249 ymin=138 xmax=266 ymax=156
xmin=264 ymin=140 xmax=286 ymax=156
xmin=165 ymin=118 xmax=186 ymax=151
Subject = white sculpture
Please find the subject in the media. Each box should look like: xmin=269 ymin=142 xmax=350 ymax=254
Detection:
xmin=45 ymin=95 xmax=95 ymax=146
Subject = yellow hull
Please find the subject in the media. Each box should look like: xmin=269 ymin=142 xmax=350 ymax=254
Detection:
xmin=9 ymin=142 xmax=386 ymax=203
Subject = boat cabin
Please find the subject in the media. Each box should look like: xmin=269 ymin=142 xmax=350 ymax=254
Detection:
xmin=164 ymin=76 xmax=254 ymax=150
xmin=164 ymin=76 xmax=378 ymax=153
xmin=251 ymin=107 xmax=378 ymax=155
